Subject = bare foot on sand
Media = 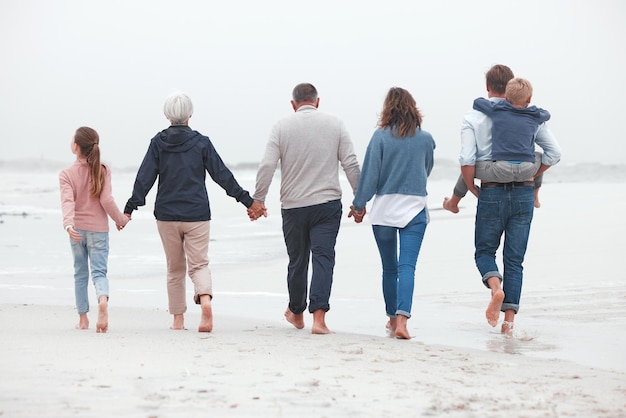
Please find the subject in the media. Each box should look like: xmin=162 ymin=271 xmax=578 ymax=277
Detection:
xmin=96 ymin=297 xmax=108 ymax=333
xmin=198 ymin=297 xmax=213 ymax=333
xmin=501 ymin=320 xmax=514 ymax=336
xmin=443 ymin=196 xmax=460 ymax=214
xmin=486 ymin=289 xmax=505 ymax=327
xmin=394 ymin=315 xmax=411 ymax=340
xmin=312 ymin=309 xmax=333 ymax=334
xmin=386 ymin=317 xmax=397 ymax=335
xmin=76 ymin=314 xmax=89 ymax=330
xmin=284 ymin=308 xmax=305 ymax=329
xmin=170 ymin=313 xmax=185 ymax=330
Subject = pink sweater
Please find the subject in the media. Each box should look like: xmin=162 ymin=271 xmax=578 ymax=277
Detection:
xmin=59 ymin=159 xmax=129 ymax=232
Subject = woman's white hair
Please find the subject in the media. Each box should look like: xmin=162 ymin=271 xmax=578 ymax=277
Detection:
xmin=163 ymin=91 xmax=193 ymax=124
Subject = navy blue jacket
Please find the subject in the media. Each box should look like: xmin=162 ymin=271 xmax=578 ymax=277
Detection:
xmin=124 ymin=125 xmax=253 ymax=221
xmin=473 ymin=98 xmax=551 ymax=162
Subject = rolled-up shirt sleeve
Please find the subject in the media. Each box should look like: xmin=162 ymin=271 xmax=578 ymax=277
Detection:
xmin=534 ymin=123 xmax=562 ymax=166
xmin=459 ymin=116 xmax=478 ymax=166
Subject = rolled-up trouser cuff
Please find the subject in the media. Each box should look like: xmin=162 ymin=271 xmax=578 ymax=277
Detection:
xmin=396 ymin=310 xmax=411 ymax=319
xmin=482 ymin=271 xmax=502 ymax=289
xmin=453 ymin=175 xmax=468 ymax=198
xmin=501 ymin=303 xmax=519 ymax=314
xmin=194 ymin=293 xmax=213 ymax=304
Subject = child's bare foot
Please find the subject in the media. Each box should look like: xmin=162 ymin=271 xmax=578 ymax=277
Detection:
xmin=311 ymin=309 xmax=333 ymax=334
xmin=284 ymin=308 xmax=305 ymax=329
xmin=170 ymin=313 xmax=185 ymax=330
xmin=443 ymin=196 xmax=460 ymax=214
xmin=76 ymin=314 xmax=89 ymax=330
xmin=486 ymin=289 xmax=505 ymax=327
xmin=198 ymin=297 xmax=213 ymax=333
xmin=394 ymin=315 xmax=411 ymax=339
xmin=96 ymin=297 xmax=108 ymax=333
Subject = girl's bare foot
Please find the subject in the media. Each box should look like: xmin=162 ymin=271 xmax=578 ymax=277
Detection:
xmin=443 ymin=196 xmax=460 ymax=214
xmin=386 ymin=317 xmax=397 ymax=335
xmin=76 ymin=314 xmax=89 ymax=330
xmin=312 ymin=309 xmax=333 ymax=334
xmin=170 ymin=313 xmax=185 ymax=330
xmin=284 ymin=308 xmax=305 ymax=329
xmin=486 ymin=289 xmax=505 ymax=327
xmin=96 ymin=297 xmax=108 ymax=333
xmin=394 ymin=315 xmax=411 ymax=339
xmin=198 ymin=297 xmax=213 ymax=333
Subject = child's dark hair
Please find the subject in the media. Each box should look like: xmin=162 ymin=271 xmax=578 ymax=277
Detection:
xmin=74 ymin=126 xmax=105 ymax=197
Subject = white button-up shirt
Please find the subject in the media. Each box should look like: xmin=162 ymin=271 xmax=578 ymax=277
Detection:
xmin=459 ymin=97 xmax=562 ymax=167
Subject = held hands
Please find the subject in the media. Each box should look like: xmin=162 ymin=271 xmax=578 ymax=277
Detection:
xmin=248 ymin=201 xmax=267 ymax=221
xmin=117 ymin=213 xmax=132 ymax=231
xmin=348 ymin=205 xmax=366 ymax=223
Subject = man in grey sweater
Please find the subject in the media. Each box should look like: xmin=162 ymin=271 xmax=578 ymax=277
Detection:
xmin=250 ymin=83 xmax=361 ymax=334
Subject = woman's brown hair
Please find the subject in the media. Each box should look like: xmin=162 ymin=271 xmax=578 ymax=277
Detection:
xmin=74 ymin=126 xmax=105 ymax=197
xmin=379 ymin=87 xmax=422 ymax=138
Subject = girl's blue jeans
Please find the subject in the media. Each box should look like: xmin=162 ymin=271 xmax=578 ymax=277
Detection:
xmin=70 ymin=230 xmax=109 ymax=314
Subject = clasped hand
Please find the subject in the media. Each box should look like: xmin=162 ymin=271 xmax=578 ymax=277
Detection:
xmin=248 ymin=200 xmax=267 ymax=221
xmin=348 ymin=205 xmax=366 ymax=223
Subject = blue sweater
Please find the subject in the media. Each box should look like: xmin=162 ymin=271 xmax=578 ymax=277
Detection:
xmin=473 ymin=98 xmax=551 ymax=162
xmin=125 ymin=125 xmax=253 ymax=221
xmin=352 ymin=127 xmax=435 ymax=211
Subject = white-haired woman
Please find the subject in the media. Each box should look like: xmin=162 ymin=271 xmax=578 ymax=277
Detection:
xmin=125 ymin=91 xmax=264 ymax=332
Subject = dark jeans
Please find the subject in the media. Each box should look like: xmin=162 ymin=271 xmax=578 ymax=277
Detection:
xmin=282 ymin=200 xmax=342 ymax=314
xmin=474 ymin=183 xmax=534 ymax=314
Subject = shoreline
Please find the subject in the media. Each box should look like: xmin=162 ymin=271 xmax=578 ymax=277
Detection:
xmin=1 ymin=303 xmax=625 ymax=417
xmin=1 ymin=178 xmax=626 ymax=416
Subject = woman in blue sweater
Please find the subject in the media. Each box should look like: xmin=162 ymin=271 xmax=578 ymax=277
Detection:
xmin=351 ymin=87 xmax=436 ymax=339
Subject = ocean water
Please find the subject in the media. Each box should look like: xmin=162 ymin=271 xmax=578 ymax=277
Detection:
xmin=1 ymin=163 xmax=625 ymax=373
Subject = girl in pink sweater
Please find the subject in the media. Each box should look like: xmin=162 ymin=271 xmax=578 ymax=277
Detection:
xmin=59 ymin=127 xmax=129 ymax=332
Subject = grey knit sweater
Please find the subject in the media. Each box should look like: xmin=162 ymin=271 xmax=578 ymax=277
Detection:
xmin=254 ymin=105 xmax=361 ymax=209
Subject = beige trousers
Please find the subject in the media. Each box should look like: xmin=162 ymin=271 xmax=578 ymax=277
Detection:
xmin=156 ymin=220 xmax=211 ymax=315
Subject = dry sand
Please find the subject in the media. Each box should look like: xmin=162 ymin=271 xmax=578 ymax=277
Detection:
xmin=1 ymin=303 xmax=625 ymax=418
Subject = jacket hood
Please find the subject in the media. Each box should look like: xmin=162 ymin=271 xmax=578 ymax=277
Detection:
xmin=156 ymin=125 xmax=202 ymax=153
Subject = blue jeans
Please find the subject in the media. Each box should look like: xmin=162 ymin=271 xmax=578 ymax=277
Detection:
xmin=372 ymin=209 xmax=428 ymax=318
xmin=282 ymin=200 xmax=342 ymax=314
xmin=70 ymin=230 xmax=110 ymax=314
xmin=474 ymin=184 xmax=534 ymax=314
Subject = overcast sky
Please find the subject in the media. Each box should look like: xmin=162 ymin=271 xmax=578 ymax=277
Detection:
xmin=1 ymin=0 xmax=624 ymax=168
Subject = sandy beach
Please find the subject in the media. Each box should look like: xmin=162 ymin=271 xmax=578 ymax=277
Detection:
xmin=1 ymin=169 xmax=625 ymax=417
xmin=1 ymin=302 xmax=624 ymax=418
